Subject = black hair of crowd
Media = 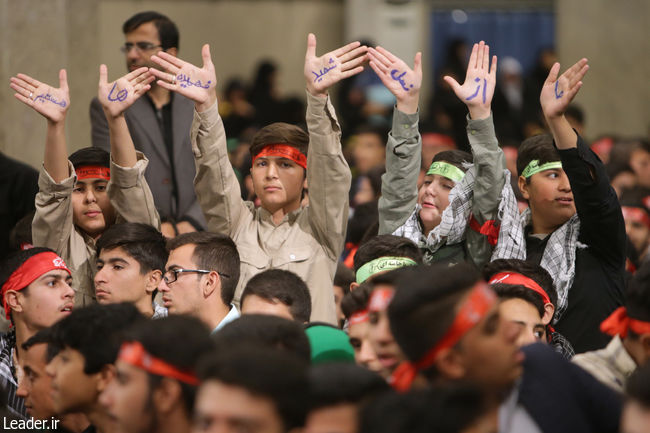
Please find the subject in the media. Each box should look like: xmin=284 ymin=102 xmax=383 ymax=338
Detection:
xmin=491 ymin=283 xmax=545 ymax=318
xmin=197 ymin=344 xmax=309 ymax=432
xmin=122 ymin=11 xmax=179 ymax=51
xmin=308 ymin=363 xmax=389 ymax=410
xmin=69 ymin=147 xmax=110 ymax=170
xmin=48 ymin=303 xmax=146 ymax=374
xmin=241 ymin=269 xmax=311 ymax=323
xmin=516 ymin=134 xmax=560 ymax=181
xmin=167 ymin=232 xmax=241 ymax=306
xmin=431 ymin=149 xmax=473 ymax=172
xmin=123 ymin=315 xmax=214 ymax=414
xmin=213 ymin=314 xmax=311 ymax=362
xmin=333 ymin=262 xmax=354 ymax=295
xmin=388 ymin=263 xmax=481 ymax=380
xmin=341 ymin=281 xmax=373 ymax=319
xmin=483 ymin=258 xmax=558 ymax=308
xmin=353 ymin=235 xmax=423 ymax=273
xmin=626 ymin=261 xmax=650 ymax=333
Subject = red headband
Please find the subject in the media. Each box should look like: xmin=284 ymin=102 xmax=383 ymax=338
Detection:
xmin=622 ymin=206 xmax=650 ymax=230
xmin=600 ymin=307 xmax=650 ymax=338
xmin=349 ymin=309 xmax=369 ymax=325
xmin=76 ymin=165 xmax=110 ymax=181
xmin=489 ymin=272 xmax=551 ymax=306
xmin=252 ymin=144 xmax=307 ymax=170
xmin=389 ymin=283 xmax=497 ymax=392
xmin=118 ymin=341 xmax=199 ymax=386
xmin=2 ymin=252 xmax=71 ymax=320
xmin=368 ymin=288 xmax=395 ymax=313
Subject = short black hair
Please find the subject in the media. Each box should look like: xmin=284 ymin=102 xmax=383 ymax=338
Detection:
xmin=123 ymin=315 xmax=214 ymax=414
xmin=48 ymin=303 xmax=146 ymax=374
xmin=213 ymin=314 xmax=311 ymax=362
xmin=483 ymin=258 xmax=557 ymax=307
xmin=359 ymin=384 xmax=485 ymax=433
xmin=353 ymin=235 xmax=422 ymax=273
xmin=491 ymin=283 xmax=544 ymax=318
xmin=516 ymin=134 xmax=560 ymax=181
xmin=22 ymin=327 xmax=54 ymax=352
xmin=240 ymin=269 xmax=311 ymax=323
xmin=626 ymin=261 xmax=650 ymax=339
xmin=122 ymin=11 xmax=179 ymax=50
xmin=309 ymin=363 xmax=388 ymax=410
xmin=333 ymin=262 xmax=354 ymax=294
xmin=249 ymin=123 xmax=309 ymax=161
xmin=431 ymin=149 xmax=473 ymax=172
xmin=626 ymin=362 xmax=650 ymax=408
xmin=197 ymin=345 xmax=309 ymax=431
xmin=388 ymin=263 xmax=481 ymax=380
xmin=341 ymin=282 xmax=373 ymax=319
xmin=167 ymin=232 xmax=240 ymax=306
xmin=97 ymin=223 xmax=168 ymax=301
xmin=69 ymin=147 xmax=110 ymax=170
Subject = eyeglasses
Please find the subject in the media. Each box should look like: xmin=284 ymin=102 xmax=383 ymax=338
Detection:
xmin=120 ymin=42 xmax=163 ymax=54
xmin=163 ymin=269 xmax=230 ymax=285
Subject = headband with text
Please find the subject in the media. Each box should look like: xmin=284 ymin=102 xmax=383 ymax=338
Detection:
xmin=349 ymin=309 xmax=369 ymax=325
xmin=252 ymin=144 xmax=307 ymax=170
xmin=426 ymin=161 xmax=465 ymax=183
xmin=521 ymin=160 xmax=562 ymax=179
xmin=76 ymin=165 xmax=111 ymax=181
xmin=356 ymin=256 xmax=417 ymax=284
xmin=489 ymin=272 xmax=551 ymax=306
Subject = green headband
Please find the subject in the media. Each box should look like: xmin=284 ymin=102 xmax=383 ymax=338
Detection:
xmin=522 ymin=160 xmax=563 ymax=178
xmin=356 ymin=256 xmax=418 ymax=284
xmin=426 ymin=161 xmax=465 ymax=183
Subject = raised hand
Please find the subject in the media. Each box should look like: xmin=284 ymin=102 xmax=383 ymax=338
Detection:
xmin=149 ymin=44 xmax=217 ymax=112
xmin=540 ymin=58 xmax=588 ymax=120
xmin=368 ymin=47 xmax=422 ymax=114
xmin=443 ymin=41 xmax=497 ymax=120
xmin=98 ymin=65 xmax=154 ymax=118
xmin=10 ymin=69 xmax=70 ymax=123
xmin=304 ymin=33 xmax=367 ymax=97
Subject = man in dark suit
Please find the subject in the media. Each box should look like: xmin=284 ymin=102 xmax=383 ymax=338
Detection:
xmin=90 ymin=11 xmax=206 ymax=233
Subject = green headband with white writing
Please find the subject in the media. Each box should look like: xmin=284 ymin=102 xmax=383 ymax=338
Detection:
xmin=356 ymin=256 xmax=418 ymax=284
xmin=521 ymin=160 xmax=563 ymax=178
xmin=426 ymin=161 xmax=465 ymax=183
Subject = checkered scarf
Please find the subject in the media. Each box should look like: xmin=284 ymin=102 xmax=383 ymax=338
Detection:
xmin=392 ymin=165 xmax=477 ymax=263
xmin=491 ymin=176 xmax=584 ymax=323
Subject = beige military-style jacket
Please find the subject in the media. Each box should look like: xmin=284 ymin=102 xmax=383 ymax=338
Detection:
xmin=32 ymin=153 xmax=160 ymax=306
xmin=191 ymin=92 xmax=351 ymax=324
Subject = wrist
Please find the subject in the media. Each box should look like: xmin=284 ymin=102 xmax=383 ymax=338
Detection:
xmin=396 ymin=95 xmax=419 ymax=115
xmin=306 ymin=86 xmax=328 ymax=99
xmin=468 ymin=106 xmax=490 ymax=120
xmin=196 ymin=95 xmax=218 ymax=113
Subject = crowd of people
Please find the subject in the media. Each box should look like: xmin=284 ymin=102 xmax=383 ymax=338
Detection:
xmin=1 ymin=9 xmax=649 ymax=433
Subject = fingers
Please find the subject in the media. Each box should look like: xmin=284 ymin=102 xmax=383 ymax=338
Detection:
xmin=150 ymin=53 xmax=181 ymax=74
xmin=566 ymin=62 xmax=589 ymax=87
xmin=443 ymin=75 xmax=461 ymax=93
xmin=545 ymin=62 xmax=561 ymax=85
xmin=340 ymin=54 xmax=367 ymax=72
xmin=565 ymin=58 xmax=588 ymax=79
xmin=201 ymin=44 xmax=212 ymax=69
xmin=468 ymin=43 xmax=479 ymax=71
xmin=155 ymin=79 xmax=176 ymax=92
xmin=16 ymin=73 xmax=41 ymax=89
xmin=332 ymin=40 xmax=362 ymax=58
xmin=368 ymin=60 xmax=388 ymax=79
xmin=148 ymin=68 xmax=173 ymax=82
xmin=368 ymin=47 xmax=392 ymax=69
xmin=9 ymin=81 xmax=32 ymax=99
xmin=9 ymin=77 xmax=31 ymax=93
xmin=340 ymin=65 xmax=364 ymax=80
xmin=564 ymin=81 xmax=583 ymax=102
xmin=124 ymin=67 xmax=149 ymax=82
xmin=375 ymin=46 xmax=398 ymax=63
xmin=99 ymin=64 xmax=108 ymax=85
xmin=413 ymin=52 xmax=422 ymax=75
xmin=482 ymin=43 xmax=489 ymax=71
xmin=338 ymin=45 xmax=367 ymax=64
xmin=58 ymin=69 xmax=68 ymax=92
xmin=489 ymin=55 xmax=498 ymax=77
xmin=156 ymin=50 xmax=185 ymax=69
xmin=13 ymin=92 xmax=32 ymax=106
xmin=305 ymin=33 xmax=317 ymax=59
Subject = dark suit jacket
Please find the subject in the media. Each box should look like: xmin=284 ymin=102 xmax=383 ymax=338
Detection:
xmin=90 ymin=93 xmax=206 ymax=229
xmin=518 ymin=343 xmax=622 ymax=433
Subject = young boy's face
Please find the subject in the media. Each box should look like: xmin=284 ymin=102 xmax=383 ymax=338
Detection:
xmin=17 ymin=343 xmax=57 ymax=420
xmin=417 ymin=174 xmax=454 ymax=232
xmin=72 ymin=178 xmax=116 ymax=239
xmin=251 ymin=156 xmax=305 ymax=215
xmin=519 ymin=168 xmax=576 ymax=233
xmin=624 ymin=217 xmax=650 ymax=256
xmin=17 ymin=270 xmax=74 ymax=329
xmin=367 ymin=284 xmax=407 ymax=379
xmin=46 ymin=347 xmax=102 ymax=414
xmin=498 ymin=298 xmax=546 ymax=347
xmin=241 ymin=295 xmax=295 ymax=322
xmin=99 ymin=359 xmax=154 ymax=433
xmin=348 ymin=321 xmax=383 ymax=374
xmin=95 ymin=246 xmax=156 ymax=308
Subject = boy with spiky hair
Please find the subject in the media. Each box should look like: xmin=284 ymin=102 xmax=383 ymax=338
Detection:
xmin=373 ymin=41 xmax=505 ymax=267
xmin=148 ymin=36 xmax=367 ymax=324
xmin=492 ymin=58 xmax=625 ymax=353
xmin=10 ymin=66 xmax=160 ymax=307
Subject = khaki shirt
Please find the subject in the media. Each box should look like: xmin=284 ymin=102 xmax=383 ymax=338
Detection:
xmin=572 ymin=335 xmax=636 ymax=393
xmin=192 ymin=92 xmax=350 ymax=324
xmin=32 ymin=152 xmax=160 ymax=306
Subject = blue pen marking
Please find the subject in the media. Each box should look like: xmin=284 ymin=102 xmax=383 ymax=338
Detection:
xmin=482 ymin=78 xmax=487 ymax=104
xmin=33 ymin=93 xmax=67 ymax=107
xmin=390 ymin=69 xmax=411 ymax=92
xmin=465 ymin=77 xmax=481 ymax=101
xmin=312 ymin=63 xmax=337 ymax=83
xmin=554 ymin=81 xmax=564 ymax=99
xmin=176 ymin=74 xmax=212 ymax=89
xmin=107 ymin=83 xmax=128 ymax=102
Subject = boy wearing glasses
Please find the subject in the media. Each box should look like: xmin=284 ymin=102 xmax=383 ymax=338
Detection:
xmin=160 ymin=232 xmax=241 ymax=332
xmin=90 ymin=11 xmax=207 ymax=234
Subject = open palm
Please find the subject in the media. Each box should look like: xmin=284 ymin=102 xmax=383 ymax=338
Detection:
xmin=10 ymin=70 xmax=70 ymax=123
xmin=540 ymin=58 xmax=589 ymax=119
xmin=98 ymin=65 xmax=153 ymax=118
xmin=368 ymin=47 xmax=421 ymax=112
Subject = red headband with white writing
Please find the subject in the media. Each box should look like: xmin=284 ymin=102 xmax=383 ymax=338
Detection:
xmin=118 ymin=341 xmax=199 ymax=385
xmin=389 ymin=283 xmax=497 ymax=392
xmin=622 ymin=206 xmax=650 ymax=230
xmin=489 ymin=272 xmax=551 ymax=306
xmin=600 ymin=307 xmax=650 ymax=338
xmin=76 ymin=165 xmax=111 ymax=181
xmin=2 ymin=252 xmax=71 ymax=320
xmin=252 ymin=144 xmax=307 ymax=170
xmin=368 ymin=288 xmax=395 ymax=313
xmin=349 ymin=309 xmax=369 ymax=325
